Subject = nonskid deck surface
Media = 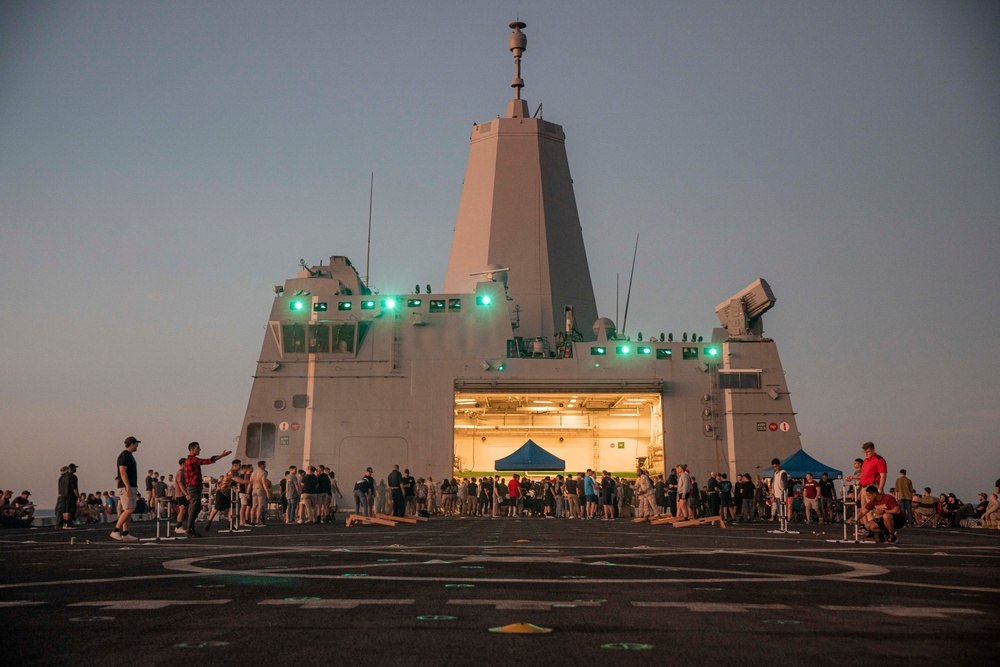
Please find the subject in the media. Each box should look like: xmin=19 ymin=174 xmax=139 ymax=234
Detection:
xmin=2 ymin=518 xmax=998 ymax=664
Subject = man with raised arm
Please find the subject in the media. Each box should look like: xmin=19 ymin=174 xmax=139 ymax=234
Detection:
xmin=182 ymin=441 xmax=232 ymax=538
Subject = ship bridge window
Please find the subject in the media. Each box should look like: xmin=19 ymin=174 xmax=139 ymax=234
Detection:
xmin=282 ymin=324 xmax=306 ymax=354
xmin=655 ymin=348 xmax=672 ymax=360
xmin=682 ymin=347 xmax=699 ymax=360
xmin=448 ymin=298 xmax=462 ymax=312
xmin=331 ymin=323 xmax=355 ymax=353
xmin=406 ymin=298 xmax=422 ymax=308
xmin=245 ymin=422 xmax=276 ymax=459
xmin=429 ymin=299 xmax=445 ymax=313
xmin=308 ymin=324 xmax=330 ymax=353
xmin=719 ymin=372 xmax=761 ymax=389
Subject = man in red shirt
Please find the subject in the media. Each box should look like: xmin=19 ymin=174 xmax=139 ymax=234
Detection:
xmin=859 ymin=485 xmax=904 ymax=543
xmin=802 ymin=473 xmax=821 ymax=523
xmin=507 ymin=474 xmax=520 ymax=517
xmin=182 ymin=441 xmax=232 ymax=537
xmin=859 ymin=442 xmax=887 ymax=493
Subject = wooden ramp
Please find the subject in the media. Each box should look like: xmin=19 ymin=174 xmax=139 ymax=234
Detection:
xmin=376 ymin=513 xmax=418 ymax=525
xmin=672 ymin=516 xmax=726 ymax=529
xmin=346 ymin=514 xmax=396 ymax=527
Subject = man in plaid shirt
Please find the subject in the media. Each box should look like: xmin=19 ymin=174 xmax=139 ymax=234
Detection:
xmin=182 ymin=441 xmax=232 ymax=537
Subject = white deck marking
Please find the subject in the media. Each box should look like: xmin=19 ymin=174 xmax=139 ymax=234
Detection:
xmin=261 ymin=598 xmax=414 ymax=609
xmin=70 ymin=600 xmax=231 ymax=610
xmin=447 ymin=599 xmax=602 ymax=611
xmin=0 ymin=601 xmax=45 ymax=607
xmin=632 ymin=601 xmax=790 ymax=613
xmin=818 ymin=605 xmax=984 ymax=619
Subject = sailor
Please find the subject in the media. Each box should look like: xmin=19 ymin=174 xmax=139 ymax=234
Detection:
xmin=771 ymin=458 xmax=789 ymax=525
xmin=354 ymin=467 xmax=375 ymax=517
xmin=402 ymin=469 xmax=417 ymax=515
xmin=635 ymin=468 xmax=657 ymax=518
xmin=387 ymin=464 xmax=404 ymax=517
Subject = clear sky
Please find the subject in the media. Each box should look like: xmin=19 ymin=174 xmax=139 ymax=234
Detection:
xmin=2 ymin=1 xmax=998 ymax=510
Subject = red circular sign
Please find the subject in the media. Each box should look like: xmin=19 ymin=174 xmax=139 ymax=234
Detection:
xmin=768 ymin=422 xmax=778 ymax=432
xmin=290 ymin=422 xmax=301 ymax=432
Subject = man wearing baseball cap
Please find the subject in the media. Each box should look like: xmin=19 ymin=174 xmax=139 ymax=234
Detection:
xmin=111 ymin=437 xmax=141 ymax=541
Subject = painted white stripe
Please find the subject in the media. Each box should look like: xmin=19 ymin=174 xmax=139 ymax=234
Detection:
xmin=70 ymin=600 xmax=231 ymax=610
xmin=818 ymin=605 xmax=984 ymax=619
xmin=0 ymin=601 xmax=45 ymax=607
xmin=632 ymin=601 xmax=790 ymax=613
xmin=448 ymin=599 xmax=602 ymax=611
xmin=260 ymin=599 xmax=414 ymax=609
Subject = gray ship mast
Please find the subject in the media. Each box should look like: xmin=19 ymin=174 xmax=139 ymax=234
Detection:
xmin=443 ymin=20 xmax=599 ymax=342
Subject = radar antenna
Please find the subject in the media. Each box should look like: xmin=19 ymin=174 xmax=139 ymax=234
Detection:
xmin=299 ymin=259 xmax=317 ymax=277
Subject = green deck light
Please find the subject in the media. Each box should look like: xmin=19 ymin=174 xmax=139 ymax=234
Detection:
xmin=590 ymin=346 xmax=607 ymax=355
xmin=637 ymin=346 xmax=652 ymax=355
xmin=476 ymin=295 xmax=491 ymax=306
xmin=381 ymin=298 xmax=397 ymax=309
xmin=360 ymin=300 xmax=376 ymax=310
xmin=337 ymin=301 xmax=352 ymax=311
xmin=289 ymin=300 xmax=306 ymax=312
xmin=706 ymin=346 xmax=719 ymax=357
xmin=616 ymin=345 xmax=631 ymax=355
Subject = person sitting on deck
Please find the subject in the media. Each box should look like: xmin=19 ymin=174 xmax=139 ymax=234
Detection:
xmin=980 ymin=494 xmax=1000 ymax=529
xmin=859 ymin=485 xmax=904 ymax=543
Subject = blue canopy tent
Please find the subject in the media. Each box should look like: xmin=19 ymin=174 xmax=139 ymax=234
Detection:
xmin=494 ymin=439 xmax=566 ymax=472
xmin=761 ymin=449 xmax=843 ymax=479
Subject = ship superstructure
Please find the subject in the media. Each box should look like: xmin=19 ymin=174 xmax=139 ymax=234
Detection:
xmin=237 ymin=22 xmax=801 ymax=483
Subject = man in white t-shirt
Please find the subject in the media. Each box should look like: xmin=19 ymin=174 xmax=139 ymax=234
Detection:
xmin=771 ymin=458 xmax=789 ymax=523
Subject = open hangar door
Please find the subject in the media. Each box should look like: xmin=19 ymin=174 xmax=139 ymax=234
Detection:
xmin=452 ymin=380 xmax=664 ymax=477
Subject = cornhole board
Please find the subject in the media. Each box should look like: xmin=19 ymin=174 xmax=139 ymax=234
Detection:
xmin=376 ymin=513 xmax=418 ymax=524
xmin=672 ymin=516 xmax=726 ymax=529
xmin=346 ymin=514 xmax=396 ymax=527
xmin=649 ymin=516 xmax=687 ymax=525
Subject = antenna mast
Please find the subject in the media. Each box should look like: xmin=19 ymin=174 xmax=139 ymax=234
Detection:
xmin=621 ymin=233 xmax=639 ymax=337
xmin=509 ymin=21 xmax=527 ymax=100
xmin=364 ymin=172 xmax=373 ymax=287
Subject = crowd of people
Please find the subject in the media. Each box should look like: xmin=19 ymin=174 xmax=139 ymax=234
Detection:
xmin=3 ymin=438 xmax=997 ymax=542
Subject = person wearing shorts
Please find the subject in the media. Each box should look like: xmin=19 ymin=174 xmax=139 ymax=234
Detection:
xmin=250 ymin=460 xmax=271 ymax=525
xmin=859 ymin=485 xmax=904 ymax=543
xmin=111 ymin=436 xmax=141 ymax=541
xmin=584 ymin=470 xmax=598 ymax=519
